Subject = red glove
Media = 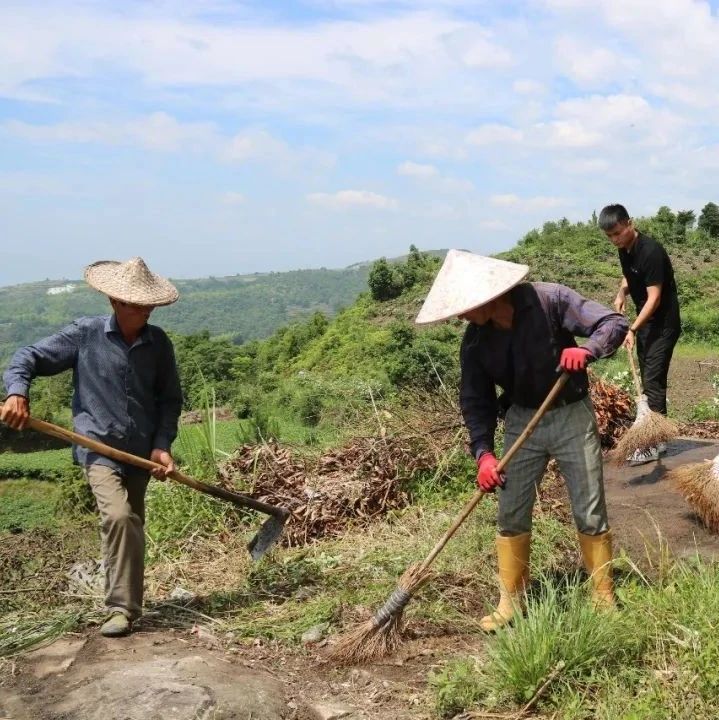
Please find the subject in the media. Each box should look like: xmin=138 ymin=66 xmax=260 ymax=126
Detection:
xmin=559 ymin=347 xmax=592 ymax=372
xmin=476 ymin=453 xmax=505 ymax=492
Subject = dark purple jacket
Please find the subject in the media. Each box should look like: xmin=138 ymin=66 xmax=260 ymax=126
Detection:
xmin=460 ymin=282 xmax=628 ymax=459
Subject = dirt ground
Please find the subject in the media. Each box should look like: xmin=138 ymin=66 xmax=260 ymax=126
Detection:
xmin=3 ymin=437 xmax=719 ymax=720
xmin=667 ymin=353 xmax=719 ymax=418
xmin=0 ymin=622 xmax=481 ymax=720
xmin=605 ymin=437 xmax=719 ymax=565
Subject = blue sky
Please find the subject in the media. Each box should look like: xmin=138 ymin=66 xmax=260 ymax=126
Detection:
xmin=2 ymin=0 xmax=719 ymax=285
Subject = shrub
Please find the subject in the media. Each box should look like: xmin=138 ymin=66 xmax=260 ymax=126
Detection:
xmin=368 ymin=258 xmax=404 ymax=301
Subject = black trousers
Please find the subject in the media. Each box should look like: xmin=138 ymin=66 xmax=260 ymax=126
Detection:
xmin=636 ymin=322 xmax=681 ymax=415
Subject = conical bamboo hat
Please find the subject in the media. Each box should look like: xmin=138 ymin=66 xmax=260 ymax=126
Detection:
xmin=415 ymin=250 xmax=528 ymax=324
xmin=84 ymin=257 xmax=179 ymax=307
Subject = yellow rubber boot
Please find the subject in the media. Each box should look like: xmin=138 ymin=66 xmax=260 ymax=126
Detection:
xmin=578 ymin=530 xmax=616 ymax=610
xmin=479 ymin=533 xmax=530 ymax=632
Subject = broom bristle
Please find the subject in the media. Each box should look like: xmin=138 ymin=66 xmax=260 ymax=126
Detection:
xmin=669 ymin=460 xmax=719 ymax=532
xmin=611 ymin=410 xmax=678 ymax=465
xmin=326 ymin=563 xmax=433 ymax=665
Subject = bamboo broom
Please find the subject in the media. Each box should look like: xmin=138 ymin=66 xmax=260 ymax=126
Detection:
xmin=668 ymin=454 xmax=719 ymax=532
xmin=611 ymin=347 xmax=677 ymax=464
xmin=327 ymin=372 xmax=570 ymax=665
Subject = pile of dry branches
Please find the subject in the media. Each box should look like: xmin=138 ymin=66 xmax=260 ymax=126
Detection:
xmin=219 ymin=437 xmax=437 ymax=546
xmin=678 ymin=421 xmax=719 ymax=440
xmin=217 ymin=376 xmax=633 ymax=547
xmin=588 ymin=372 xmax=634 ymax=448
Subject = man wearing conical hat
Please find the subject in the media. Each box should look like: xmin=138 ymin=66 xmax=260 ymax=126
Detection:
xmin=416 ymin=250 xmax=628 ymax=630
xmin=2 ymin=258 xmax=182 ymax=638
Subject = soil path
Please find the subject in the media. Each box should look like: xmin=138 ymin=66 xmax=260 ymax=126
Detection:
xmin=604 ymin=437 xmax=719 ymax=564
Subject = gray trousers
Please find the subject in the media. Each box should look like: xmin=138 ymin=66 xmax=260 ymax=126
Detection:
xmin=84 ymin=464 xmax=150 ymax=620
xmin=498 ymin=396 xmax=609 ymax=536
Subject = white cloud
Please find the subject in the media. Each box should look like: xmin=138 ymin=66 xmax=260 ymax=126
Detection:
xmin=490 ymin=194 xmax=567 ymax=211
xmin=438 ymin=176 xmax=475 ymax=193
xmin=545 ymin=120 xmax=602 ymax=148
xmin=563 ymin=157 xmax=611 ymax=174
xmin=224 ymin=129 xmax=288 ymax=162
xmin=480 ymin=219 xmax=510 ymax=230
xmin=0 ymin=5 xmax=514 ymax=111
xmin=307 ymin=190 xmax=398 ymax=209
xmin=397 ymin=161 xmax=438 ymax=178
xmin=512 ymin=79 xmax=545 ymax=95
xmin=541 ymin=93 xmax=686 ymax=150
xmin=460 ymin=35 xmax=513 ymax=68
xmin=466 ymin=123 xmax=523 ymax=146
xmin=221 ymin=191 xmax=246 ymax=206
xmin=554 ymin=36 xmax=630 ymax=89
xmin=4 ymin=113 xmax=219 ymax=152
xmin=2 ymin=113 xmax=334 ymax=173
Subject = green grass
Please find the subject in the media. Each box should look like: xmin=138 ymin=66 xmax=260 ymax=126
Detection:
xmin=174 ymin=419 xmax=246 ymax=458
xmin=153 ymin=484 xmax=577 ymax=647
xmin=0 ymin=479 xmax=60 ymax=532
xmin=430 ymin=556 xmax=719 ymax=718
xmin=0 ymin=447 xmax=74 ymax=481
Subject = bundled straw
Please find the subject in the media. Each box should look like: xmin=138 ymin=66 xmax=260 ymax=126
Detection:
xmin=327 ymin=373 xmax=570 ymax=665
xmin=669 ymin=455 xmax=719 ymax=532
xmin=611 ymin=348 xmax=678 ymax=464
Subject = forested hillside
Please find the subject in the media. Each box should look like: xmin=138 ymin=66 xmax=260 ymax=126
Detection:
xmin=0 ymin=265 xmax=371 ymax=365
xmin=6 ymin=206 xmax=719 ymax=424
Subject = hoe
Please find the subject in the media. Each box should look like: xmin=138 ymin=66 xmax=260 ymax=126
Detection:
xmin=1 ymin=407 xmax=290 ymax=560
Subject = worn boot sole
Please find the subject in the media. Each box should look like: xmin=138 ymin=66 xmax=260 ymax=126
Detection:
xmin=100 ymin=615 xmax=132 ymax=637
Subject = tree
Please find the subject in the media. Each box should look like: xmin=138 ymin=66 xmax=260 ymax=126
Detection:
xmin=698 ymin=202 xmax=719 ymax=239
xmin=368 ymin=258 xmax=404 ymax=301
xmin=676 ymin=209 xmax=696 ymax=229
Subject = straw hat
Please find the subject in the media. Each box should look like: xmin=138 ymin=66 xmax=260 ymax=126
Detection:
xmin=84 ymin=257 xmax=179 ymax=307
xmin=415 ymin=250 xmax=529 ymax=324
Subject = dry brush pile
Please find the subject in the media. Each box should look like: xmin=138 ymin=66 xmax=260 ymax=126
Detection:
xmin=219 ymin=436 xmax=440 ymax=547
xmin=218 ymin=376 xmax=634 ymax=547
xmin=588 ymin=372 xmax=634 ymax=448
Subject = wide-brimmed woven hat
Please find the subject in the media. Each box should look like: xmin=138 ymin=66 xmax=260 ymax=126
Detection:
xmin=84 ymin=257 xmax=179 ymax=307
xmin=415 ymin=250 xmax=529 ymax=324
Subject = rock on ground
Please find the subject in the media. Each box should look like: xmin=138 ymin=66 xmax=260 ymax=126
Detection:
xmin=1 ymin=632 xmax=292 ymax=720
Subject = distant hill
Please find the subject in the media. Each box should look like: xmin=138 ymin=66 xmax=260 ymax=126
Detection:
xmin=257 ymin=212 xmax=719 ymax=389
xmin=0 ymin=251 xmax=456 ymax=367
xmin=0 ymin=265 xmax=372 ymax=365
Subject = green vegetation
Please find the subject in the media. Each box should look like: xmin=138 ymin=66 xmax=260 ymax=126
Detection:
xmin=2 ymin=209 xmax=719 ymax=717
xmin=0 ymin=264 xmax=372 ymax=365
xmin=0 ymin=480 xmax=60 ymax=532
xmin=430 ymin=557 xmax=719 ymax=718
xmin=0 ymin=447 xmax=74 ymax=482
xmin=502 ymin=207 xmax=719 ymax=342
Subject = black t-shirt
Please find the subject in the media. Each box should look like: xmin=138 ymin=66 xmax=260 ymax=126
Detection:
xmin=618 ymin=232 xmax=680 ymax=329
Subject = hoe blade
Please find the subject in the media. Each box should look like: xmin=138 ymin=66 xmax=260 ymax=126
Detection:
xmin=247 ymin=512 xmax=289 ymax=561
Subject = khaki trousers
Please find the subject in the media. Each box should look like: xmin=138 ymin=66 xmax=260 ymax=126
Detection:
xmin=84 ymin=464 xmax=150 ymax=620
xmin=498 ymin=397 xmax=609 ymax=536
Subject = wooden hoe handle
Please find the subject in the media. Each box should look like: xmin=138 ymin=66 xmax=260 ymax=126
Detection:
xmin=1 ymin=407 xmax=287 ymax=519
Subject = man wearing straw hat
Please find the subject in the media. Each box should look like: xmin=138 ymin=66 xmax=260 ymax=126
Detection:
xmin=416 ymin=250 xmax=628 ymax=631
xmin=2 ymin=258 xmax=182 ymax=638
xmin=600 ymin=204 xmax=681 ymax=466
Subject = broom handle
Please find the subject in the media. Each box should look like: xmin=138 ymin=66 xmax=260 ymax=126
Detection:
xmin=0 ymin=407 xmax=287 ymax=518
xmin=626 ymin=346 xmax=643 ymax=397
xmin=417 ymin=371 xmax=570 ymax=573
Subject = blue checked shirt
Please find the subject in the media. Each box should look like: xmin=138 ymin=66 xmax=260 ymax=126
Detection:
xmin=3 ymin=315 xmax=183 ymax=474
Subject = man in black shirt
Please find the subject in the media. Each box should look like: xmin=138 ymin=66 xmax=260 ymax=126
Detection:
xmin=599 ymin=204 xmax=681 ymax=465
xmin=416 ymin=250 xmax=627 ymax=632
